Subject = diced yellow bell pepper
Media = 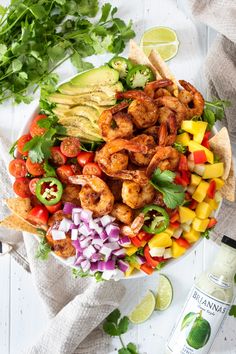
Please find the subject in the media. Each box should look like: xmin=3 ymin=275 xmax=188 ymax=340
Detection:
xmin=132 ymin=262 xmax=141 ymax=270
xmin=125 ymin=246 xmax=138 ymax=256
xmin=165 ymin=227 xmax=174 ymax=237
xmin=171 ymin=240 xmax=187 ymax=258
xmin=188 ymin=141 xmax=214 ymax=164
xmin=192 ymin=217 xmax=209 ymax=232
xmin=179 ymin=206 xmax=196 ymax=224
xmin=191 ymin=174 xmax=202 ymax=187
xmin=183 ymin=228 xmax=201 ymax=243
xmin=176 ymin=132 xmax=191 ymax=146
xmin=148 ymin=232 xmax=172 ymax=248
xmin=204 ymin=197 xmax=219 ymax=210
xmin=181 ymin=121 xmax=207 ymax=144
xmin=195 ymin=202 xmax=212 ymax=219
xmin=192 ymin=180 xmax=210 ymax=202
xmin=202 ymin=163 xmax=224 ymax=179
xmin=125 ymin=265 xmax=134 ymax=277
xmin=212 ymin=178 xmax=225 ymax=190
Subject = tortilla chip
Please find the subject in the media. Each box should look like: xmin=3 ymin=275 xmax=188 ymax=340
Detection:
xmin=148 ymin=49 xmax=179 ymax=96
xmin=5 ymin=197 xmax=32 ymax=218
xmin=209 ymin=127 xmax=232 ymax=180
xmin=220 ymin=159 xmax=235 ymax=202
xmin=128 ymin=40 xmax=162 ymax=80
xmin=0 ymin=214 xmax=39 ymax=234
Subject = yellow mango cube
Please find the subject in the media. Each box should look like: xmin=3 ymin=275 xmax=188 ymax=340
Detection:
xmin=192 ymin=181 xmax=210 ymax=202
xmin=192 ymin=217 xmax=209 ymax=232
xmin=125 ymin=246 xmax=137 ymax=256
xmin=204 ymin=197 xmax=219 ymax=210
xmin=176 ymin=132 xmax=191 ymax=146
xmin=195 ymin=202 xmax=212 ymax=219
xmin=188 ymin=141 xmax=214 ymax=164
xmin=165 ymin=227 xmax=174 ymax=237
xmin=191 ymin=174 xmax=202 ymax=187
xmin=202 ymin=163 xmax=224 ymax=179
xmin=183 ymin=228 xmax=201 ymax=243
xmin=132 ymin=262 xmax=141 ymax=270
xmin=125 ymin=265 xmax=134 ymax=277
xmin=181 ymin=121 xmax=207 ymax=144
xmin=213 ymin=178 xmax=225 ymax=190
xmin=179 ymin=206 xmax=196 ymax=224
xmin=171 ymin=240 xmax=187 ymax=258
xmin=148 ymin=232 xmax=172 ymax=248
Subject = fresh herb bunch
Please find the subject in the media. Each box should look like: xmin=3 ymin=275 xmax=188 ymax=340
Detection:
xmin=200 ymin=99 xmax=230 ymax=130
xmin=103 ymin=309 xmax=139 ymax=354
xmin=0 ymin=1 xmax=135 ymax=104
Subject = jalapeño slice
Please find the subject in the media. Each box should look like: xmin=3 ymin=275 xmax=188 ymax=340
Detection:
xmin=35 ymin=177 xmax=63 ymax=206
xmin=142 ymin=204 xmax=169 ymax=234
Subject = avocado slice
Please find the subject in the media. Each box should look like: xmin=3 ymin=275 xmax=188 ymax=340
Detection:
xmin=58 ymin=81 xmax=123 ymax=96
xmin=60 ymin=116 xmax=102 ymax=140
xmin=60 ymin=106 xmax=100 ymax=129
xmin=70 ymin=65 xmax=119 ymax=87
xmin=48 ymin=92 xmax=117 ymax=106
xmin=65 ymin=125 xmax=102 ymax=142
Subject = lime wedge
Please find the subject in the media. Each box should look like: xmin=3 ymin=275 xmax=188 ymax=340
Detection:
xmin=129 ymin=290 xmax=156 ymax=324
xmin=155 ymin=274 xmax=173 ymax=311
xmin=140 ymin=26 xmax=179 ymax=61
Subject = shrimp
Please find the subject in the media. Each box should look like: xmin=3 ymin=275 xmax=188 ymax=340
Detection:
xmin=155 ymin=96 xmax=188 ymax=127
xmin=120 ymin=213 xmax=145 ymax=237
xmin=121 ymin=180 xmax=155 ymax=209
xmin=158 ymin=113 xmax=177 ymax=146
xmin=178 ymin=80 xmax=205 ymax=118
xmin=61 ymin=185 xmax=81 ymax=205
xmin=146 ymin=146 xmax=179 ymax=178
xmin=69 ymin=175 xmax=114 ymax=217
xmin=144 ymin=79 xmax=173 ymax=98
xmin=98 ymin=101 xmax=133 ymax=141
xmin=129 ymin=134 xmax=157 ymax=166
xmin=46 ymin=231 xmax=76 ymax=258
xmin=117 ymin=91 xmax=158 ymax=128
xmin=106 ymin=178 xmax=122 ymax=201
xmin=144 ymin=126 xmax=160 ymax=143
xmin=111 ymin=202 xmax=134 ymax=225
xmin=155 ymin=88 xmax=172 ymax=98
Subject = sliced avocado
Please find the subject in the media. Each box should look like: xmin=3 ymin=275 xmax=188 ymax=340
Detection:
xmin=65 ymin=126 xmax=102 ymax=142
xmin=48 ymin=92 xmax=117 ymax=106
xmin=58 ymin=82 xmax=123 ymax=96
xmin=60 ymin=116 xmax=102 ymax=140
xmin=70 ymin=65 xmax=119 ymax=87
xmin=59 ymin=106 xmax=100 ymax=129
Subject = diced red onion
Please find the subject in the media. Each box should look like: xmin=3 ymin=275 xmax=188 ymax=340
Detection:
xmin=118 ymin=236 xmax=131 ymax=247
xmin=118 ymin=260 xmax=129 ymax=273
xmin=90 ymin=262 xmax=99 ymax=272
xmin=91 ymin=253 xmax=103 ymax=262
xmin=73 ymin=213 xmax=81 ymax=226
xmin=136 ymin=255 xmax=146 ymax=265
xmin=98 ymin=259 xmax=116 ymax=271
xmin=100 ymin=215 xmax=116 ymax=227
xmin=172 ymin=227 xmax=183 ymax=239
xmin=63 ymin=202 xmax=77 ymax=215
xmin=69 ymin=223 xmax=77 ymax=230
xmin=72 ymin=240 xmax=83 ymax=252
xmin=93 ymin=244 xmax=102 ymax=251
xmin=108 ymin=234 xmax=119 ymax=242
xmin=83 ymin=245 xmax=96 ymax=258
xmin=112 ymin=248 xmax=126 ymax=258
xmin=81 ymin=259 xmax=90 ymax=272
xmin=89 ymin=219 xmax=103 ymax=234
xmin=100 ymin=230 xmax=108 ymax=241
xmin=71 ymin=229 xmax=79 ymax=241
xmin=80 ymin=209 xmax=93 ymax=222
xmin=74 ymin=255 xmax=85 ymax=265
xmin=105 ymin=224 xmax=120 ymax=238
xmin=100 ymin=245 xmax=112 ymax=260
xmin=59 ymin=218 xmax=72 ymax=232
xmin=78 ymin=223 xmax=91 ymax=237
xmin=105 ymin=242 xmax=120 ymax=251
xmin=51 ymin=230 xmax=66 ymax=240
xmin=79 ymin=237 xmax=90 ymax=249
xmin=91 ymin=238 xmax=104 ymax=247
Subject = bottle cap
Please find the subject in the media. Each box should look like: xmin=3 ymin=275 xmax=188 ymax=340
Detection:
xmin=222 ymin=235 xmax=236 ymax=249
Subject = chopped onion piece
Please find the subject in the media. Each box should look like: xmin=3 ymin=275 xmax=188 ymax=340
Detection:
xmin=90 ymin=262 xmax=98 ymax=272
xmin=194 ymin=164 xmax=205 ymax=176
xmin=149 ymin=247 xmax=165 ymax=257
xmin=91 ymin=253 xmax=103 ymax=262
xmin=80 ymin=209 xmax=93 ymax=222
xmin=105 ymin=224 xmax=120 ymax=238
xmin=81 ymin=259 xmax=90 ymax=272
xmin=100 ymin=215 xmax=116 ymax=227
xmin=51 ymin=230 xmax=66 ymax=241
xmin=118 ymin=236 xmax=131 ymax=247
xmin=100 ymin=230 xmax=108 ymax=241
xmin=118 ymin=260 xmax=129 ymax=273
xmin=172 ymin=227 xmax=183 ymax=239
xmin=136 ymin=255 xmax=146 ymax=265
xmin=89 ymin=219 xmax=103 ymax=234
xmin=72 ymin=240 xmax=83 ymax=252
xmin=74 ymin=255 xmax=85 ymax=265
xmin=182 ymin=223 xmax=191 ymax=232
xmin=63 ymin=202 xmax=77 ymax=214
xmin=83 ymin=245 xmax=96 ymax=259
xmin=73 ymin=213 xmax=80 ymax=226
xmin=91 ymin=238 xmax=104 ymax=247
xmin=163 ymin=248 xmax=172 ymax=259
xmin=78 ymin=223 xmax=91 ymax=237
xmin=79 ymin=237 xmax=90 ymax=249
xmin=71 ymin=229 xmax=79 ymax=241
xmin=100 ymin=245 xmax=112 ymax=260
xmin=98 ymin=259 xmax=115 ymax=271
xmin=59 ymin=218 xmax=72 ymax=232
xmin=113 ymin=248 xmax=126 ymax=258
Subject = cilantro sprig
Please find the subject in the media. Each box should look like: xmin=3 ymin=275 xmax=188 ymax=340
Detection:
xmin=103 ymin=309 xmax=139 ymax=354
xmin=35 ymin=237 xmax=51 ymax=260
xmin=173 ymin=142 xmax=187 ymax=154
xmin=150 ymin=168 xmax=185 ymax=209
xmin=201 ymin=99 xmax=231 ymax=130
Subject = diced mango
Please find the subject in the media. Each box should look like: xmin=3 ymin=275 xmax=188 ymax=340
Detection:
xmin=125 ymin=265 xmax=134 ymax=277
xmin=148 ymin=232 xmax=172 ymax=248
xmin=191 ymin=174 xmax=202 ymax=187
xmin=179 ymin=206 xmax=196 ymax=224
xmin=165 ymin=227 xmax=174 ymax=237
xmin=202 ymin=163 xmax=224 ymax=179
xmin=125 ymin=246 xmax=138 ymax=256
xmin=183 ymin=228 xmax=201 ymax=243
xmin=204 ymin=197 xmax=219 ymax=210
xmin=176 ymin=132 xmax=191 ymax=146
xmin=192 ymin=217 xmax=209 ymax=232
xmin=188 ymin=141 xmax=214 ymax=164
xmin=213 ymin=178 xmax=225 ymax=190
xmin=195 ymin=202 xmax=212 ymax=219
xmin=132 ymin=262 xmax=141 ymax=270
xmin=181 ymin=121 xmax=207 ymax=144
xmin=192 ymin=181 xmax=210 ymax=202
xmin=171 ymin=240 xmax=187 ymax=258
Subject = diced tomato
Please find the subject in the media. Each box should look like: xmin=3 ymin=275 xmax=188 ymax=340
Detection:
xmin=77 ymin=152 xmax=94 ymax=167
xmin=137 ymin=231 xmax=152 ymax=242
xmin=207 ymin=180 xmax=216 ymax=199
xmin=170 ymin=210 xmax=179 ymax=223
xmin=27 ymin=205 xmax=49 ymax=225
xmin=202 ymin=131 xmax=211 ymax=149
xmin=175 ymin=237 xmax=191 ymax=249
xmin=207 ymin=218 xmax=217 ymax=229
xmin=140 ymin=263 xmax=154 ymax=275
xmin=178 ymin=154 xmax=188 ymax=171
xmin=60 ymin=137 xmax=80 ymax=158
xmin=144 ymin=245 xmax=160 ymax=267
xmin=51 ymin=146 xmax=67 ymax=165
xmin=193 ymin=150 xmax=207 ymax=164
xmin=56 ymin=165 xmax=74 ymax=184
xmin=13 ymin=177 xmax=31 ymax=198
xmin=45 ymin=201 xmax=62 ymax=213
xmin=170 ymin=221 xmax=180 ymax=229
xmin=189 ymin=200 xmax=198 ymax=210
xmin=175 ymin=171 xmax=190 ymax=187
xmin=29 ymin=178 xmax=40 ymax=195
xmin=26 ymin=158 xmax=44 ymax=176
xmin=29 ymin=114 xmax=47 ymax=137
xmin=82 ymin=162 xmax=102 ymax=177
xmin=17 ymin=134 xmax=32 ymax=156
xmin=9 ymin=159 xmax=27 ymax=178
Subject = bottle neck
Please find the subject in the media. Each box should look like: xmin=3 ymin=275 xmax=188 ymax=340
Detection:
xmin=209 ymin=244 xmax=236 ymax=281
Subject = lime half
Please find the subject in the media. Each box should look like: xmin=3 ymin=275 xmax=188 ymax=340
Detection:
xmin=155 ymin=274 xmax=173 ymax=311
xmin=129 ymin=290 xmax=156 ymax=324
xmin=140 ymin=26 xmax=179 ymax=61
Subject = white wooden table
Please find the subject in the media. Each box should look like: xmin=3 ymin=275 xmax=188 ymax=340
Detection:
xmin=0 ymin=1 xmax=235 ymax=353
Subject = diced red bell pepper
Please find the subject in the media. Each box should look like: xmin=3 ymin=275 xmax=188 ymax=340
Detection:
xmin=207 ymin=180 xmax=216 ymax=199
xmin=144 ymin=245 xmax=160 ymax=267
xmin=170 ymin=221 xmax=180 ymax=229
xmin=193 ymin=150 xmax=207 ymax=164
xmin=175 ymin=171 xmax=190 ymax=187
xmin=207 ymin=218 xmax=217 ymax=229
xmin=202 ymin=131 xmax=211 ymax=149
xmin=178 ymin=154 xmax=188 ymax=171
xmin=140 ymin=263 xmax=154 ymax=275
xmin=175 ymin=237 xmax=191 ymax=249
xmin=189 ymin=200 xmax=198 ymax=210
xmin=131 ymin=236 xmax=145 ymax=248
xmin=170 ymin=210 xmax=180 ymax=223
xmin=137 ymin=230 xmax=152 ymax=242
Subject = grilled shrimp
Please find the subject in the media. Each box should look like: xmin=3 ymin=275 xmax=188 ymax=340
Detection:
xmin=62 ymin=185 xmax=81 ymax=205
xmin=106 ymin=178 xmax=122 ymax=201
xmin=146 ymin=146 xmax=179 ymax=178
xmin=98 ymin=101 xmax=133 ymax=141
xmin=155 ymin=96 xmax=188 ymax=127
xmin=178 ymin=80 xmax=205 ymax=118
xmin=129 ymin=134 xmax=157 ymax=166
xmin=158 ymin=113 xmax=177 ymax=146
xmin=121 ymin=180 xmax=155 ymax=209
xmin=155 ymin=88 xmax=172 ymax=98
xmin=69 ymin=175 xmax=114 ymax=217
xmin=111 ymin=202 xmax=134 ymax=224
xmin=144 ymin=126 xmax=160 ymax=143
xmin=46 ymin=231 xmax=76 ymax=258
xmin=120 ymin=213 xmax=145 ymax=237
xmin=144 ymin=79 xmax=173 ymax=98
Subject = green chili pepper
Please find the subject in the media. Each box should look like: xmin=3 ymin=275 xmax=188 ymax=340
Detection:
xmin=108 ymin=56 xmax=133 ymax=79
xmin=35 ymin=177 xmax=63 ymax=206
xmin=126 ymin=64 xmax=155 ymax=89
xmin=142 ymin=204 xmax=169 ymax=234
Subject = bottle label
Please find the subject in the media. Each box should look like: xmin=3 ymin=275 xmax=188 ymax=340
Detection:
xmin=166 ymin=286 xmax=230 ymax=354
xmin=208 ymin=273 xmax=231 ymax=289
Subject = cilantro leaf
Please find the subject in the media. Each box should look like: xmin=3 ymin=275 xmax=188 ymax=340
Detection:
xmin=106 ymin=309 xmax=121 ymax=324
xmin=127 ymin=343 xmax=139 ymax=354
xmin=71 ymin=268 xmax=90 ymax=279
xmin=152 ymin=168 xmax=175 ymax=185
xmin=44 ymin=160 xmax=57 ymax=177
xmin=234 ymin=274 xmax=236 ymax=284
xmin=118 ymin=349 xmax=131 ymax=354
xmin=118 ymin=316 xmax=129 ymax=335
xmin=35 ymin=237 xmax=51 ymax=260
xmin=229 ymin=305 xmax=236 ymax=317
xmin=173 ymin=142 xmax=187 ymax=154
xmin=202 ymin=99 xmax=231 ymax=130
